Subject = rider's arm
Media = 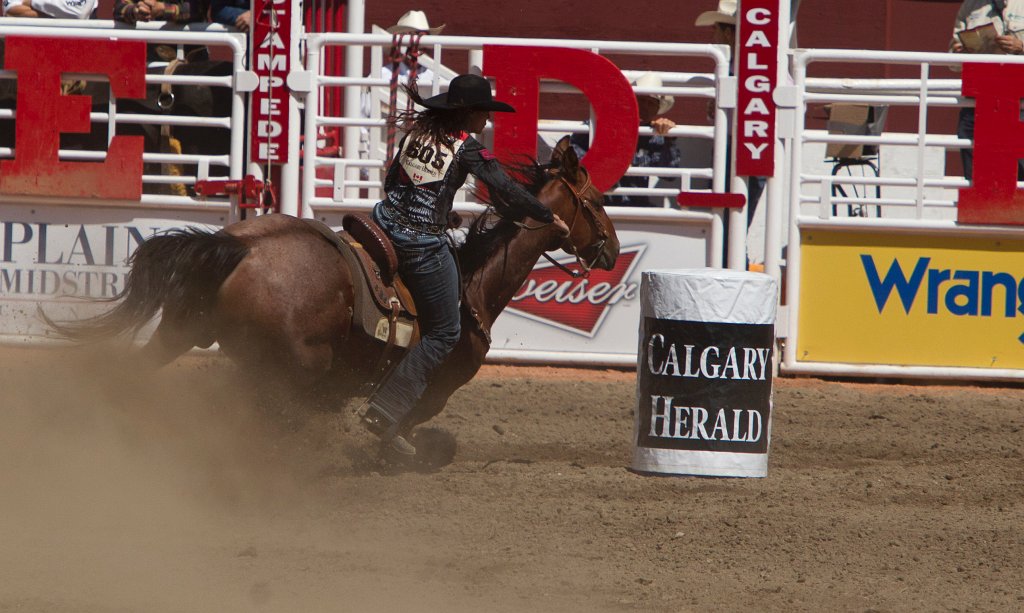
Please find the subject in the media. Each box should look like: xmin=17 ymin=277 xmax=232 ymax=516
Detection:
xmin=461 ymin=137 xmax=554 ymax=223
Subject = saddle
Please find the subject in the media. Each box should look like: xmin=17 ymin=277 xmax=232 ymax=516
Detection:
xmin=304 ymin=215 xmax=418 ymax=348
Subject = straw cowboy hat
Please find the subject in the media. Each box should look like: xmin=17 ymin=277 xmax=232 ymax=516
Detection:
xmin=694 ymin=0 xmax=737 ymax=27
xmin=633 ymin=73 xmax=675 ymax=115
xmin=386 ymin=10 xmax=445 ymax=35
xmin=419 ymin=74 xmax=515 ymax=112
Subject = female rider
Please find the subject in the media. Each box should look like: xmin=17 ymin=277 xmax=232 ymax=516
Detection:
xmin=361 ymin=73 xmax=568 ymax=456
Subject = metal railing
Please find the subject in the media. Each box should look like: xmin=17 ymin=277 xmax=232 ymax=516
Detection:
xmin=0 ymin=20 xmax=248 ymax=213
xmin=782 ymin=47 xmax=1024 ymax=381
xmin=301 ymin=32 xmax=740 ymax=267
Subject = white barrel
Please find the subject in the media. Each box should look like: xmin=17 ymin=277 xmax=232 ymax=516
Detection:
xmin=633 ymin=269 xmax=778 ymax=478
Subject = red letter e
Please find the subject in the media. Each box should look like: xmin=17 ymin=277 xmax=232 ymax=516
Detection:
xmin=0 ymin=37 xmax=145 ymax=200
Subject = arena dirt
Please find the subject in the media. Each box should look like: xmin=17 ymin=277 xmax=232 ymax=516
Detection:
xmin=0 ymin=346 xmax=1022 ymax=612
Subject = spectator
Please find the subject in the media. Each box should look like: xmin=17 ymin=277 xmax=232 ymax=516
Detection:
xmin=363 ymin=10 xmax=445 ymax=121
xmin=695 ymin=0 xmax=738 ymax=49
xmin=2 ymin=0 xmax=95 ymax=18
xmin=571 ymin=72 xmax=680 ymax=207
xmin=114 ymin=0 xmax=200 ymax=25
xmin=114 ymin=0 xmax=211 ymax=63
xmin=950 ymin=0 xmax=1024 ymax=180
xmin=210 ymin=0 xmax=249 ymax=32
xmin=696 ymin=0 xmax=766 ymax=226
xmin=361 ymin=11 xmax=446 ymax=178
xmin=381 ymin=11 xmax=444 ymax=85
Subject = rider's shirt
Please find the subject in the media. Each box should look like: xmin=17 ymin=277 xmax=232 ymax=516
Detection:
xmin=378 ymin=131 xmax=554 ymax=235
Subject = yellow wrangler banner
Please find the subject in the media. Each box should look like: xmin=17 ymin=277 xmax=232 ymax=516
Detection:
xmin=798 ymin=230 xmax=1024 ymax=369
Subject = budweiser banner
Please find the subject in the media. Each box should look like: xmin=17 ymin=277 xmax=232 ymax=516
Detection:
xmin=632 ymin=269 xmax=778 ymax=478
xmin=489 ymin=222 xmax=711 ymax=363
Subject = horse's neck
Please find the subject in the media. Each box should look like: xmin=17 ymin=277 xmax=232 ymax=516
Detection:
xmin=464 ymin=221 xmax=556 ymax=327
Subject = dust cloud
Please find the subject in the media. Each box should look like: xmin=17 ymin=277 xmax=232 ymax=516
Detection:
xmin=0 ymin=345 xmax=338 ymax=613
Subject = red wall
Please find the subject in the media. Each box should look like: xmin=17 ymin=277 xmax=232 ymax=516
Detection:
xmin=364 ymin=1 xmax=962 ymax=131
xmin=91 ymin=0 xmax=966 ymax=158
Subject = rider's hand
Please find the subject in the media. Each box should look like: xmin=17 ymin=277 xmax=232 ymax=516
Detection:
xmin=552 ymin=215 xmax=570 ymax=237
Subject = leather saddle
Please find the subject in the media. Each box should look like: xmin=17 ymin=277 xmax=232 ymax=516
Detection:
xmin=303 ymin=215 xmax=418 ymax=348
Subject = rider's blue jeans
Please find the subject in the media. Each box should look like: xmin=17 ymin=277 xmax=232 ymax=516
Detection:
xmin=369 ymin=205 xmax=461 ymax=428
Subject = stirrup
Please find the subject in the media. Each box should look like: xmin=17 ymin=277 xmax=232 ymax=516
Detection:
xmin=360 ymin=406 xmax=391 ymax=437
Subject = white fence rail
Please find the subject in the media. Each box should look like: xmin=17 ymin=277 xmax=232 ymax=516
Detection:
xmin=0 ymin=20 xmax=248 ymax=213
xmin=300 ymin=32 xmax=741 ymax=267
xmin=781 ymin=48 xmax=1024 ymax=381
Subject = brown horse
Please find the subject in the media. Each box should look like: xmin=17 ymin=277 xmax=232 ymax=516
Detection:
xmin=48 ymin=137 xmax=619 ymax=438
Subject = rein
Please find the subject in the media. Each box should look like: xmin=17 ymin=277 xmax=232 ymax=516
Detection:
xmin=517 ymin=168 xmax=609 ymax=279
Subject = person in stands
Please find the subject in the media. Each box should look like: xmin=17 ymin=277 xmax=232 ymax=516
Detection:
xmin=360 ymin=74 xmax=568 ymax=457
xmin=695 ymin=0 xmax=767 ymax=226
xmin=114 ymin=0 xmax=211 ymax=63
xmin=571 ymin=72 xmax=680 ymax=207
xmin=2 ymin=0 xmax=94 ymax=18
xmin=114 ymin=0 xmax=201 ymax=25
xmin=360 ymin=11 xmax=446 ymax=181
xmin=380 ymin=10 xmax=443 ymax=86
xmin=210 ymin=0 xmax=249 ymax=32
xmin=950 ymin=0 xmax=1024 ymax=180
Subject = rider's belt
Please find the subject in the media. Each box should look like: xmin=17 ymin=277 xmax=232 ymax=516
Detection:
xmin=382 ymin=207 xmax=445 ymax=236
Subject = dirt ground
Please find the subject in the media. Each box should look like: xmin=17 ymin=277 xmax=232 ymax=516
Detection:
xmin=0 ymin=345 xmax=1022 ymax=613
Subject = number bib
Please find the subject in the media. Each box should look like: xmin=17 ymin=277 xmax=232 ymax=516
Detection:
xmin=399 ymin=136 xmax=463 ymax=186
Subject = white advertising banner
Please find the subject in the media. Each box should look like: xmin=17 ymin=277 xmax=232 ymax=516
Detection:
xmin=489 ymin=216 xmax=712 ymax=365
xmin=0 ymin=203 xmax=230 ymax=342
xmin=2 ymin=206 xmax=711 ymax=369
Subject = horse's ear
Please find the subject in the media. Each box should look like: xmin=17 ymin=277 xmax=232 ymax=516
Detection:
xmin=551 ymin=135 xmax=580 ymax=179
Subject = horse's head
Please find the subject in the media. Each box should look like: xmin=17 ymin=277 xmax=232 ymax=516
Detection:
xmin=538 ymin=137 xmax=620 ymax=272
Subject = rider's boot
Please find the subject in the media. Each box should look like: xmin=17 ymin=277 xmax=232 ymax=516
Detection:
xmin=360 ymin=404 xmax=416 ymax=456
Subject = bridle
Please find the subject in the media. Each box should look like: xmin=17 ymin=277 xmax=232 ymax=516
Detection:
xmin=540 ymin=167 xmax=611 ymax=278
xmin=511 ymin=164 xmax=611 ymax=277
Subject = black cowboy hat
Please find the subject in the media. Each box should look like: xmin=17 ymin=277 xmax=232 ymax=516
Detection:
xmin=419 ymin=74 xmax=515 ymax=112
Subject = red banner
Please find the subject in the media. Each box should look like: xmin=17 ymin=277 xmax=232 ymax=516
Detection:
xmin=250 ymin=0 xmax=292 ymax=165
xmin=734 ymin=0 xmax=779 ymax=177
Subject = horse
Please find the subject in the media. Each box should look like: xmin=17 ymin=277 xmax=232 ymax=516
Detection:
xmin=46 ymin=136 xmax=620 ymax=450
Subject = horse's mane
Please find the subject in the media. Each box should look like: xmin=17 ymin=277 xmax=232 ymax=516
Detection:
xmin=457 ymin=158 xmax=551 ymax=275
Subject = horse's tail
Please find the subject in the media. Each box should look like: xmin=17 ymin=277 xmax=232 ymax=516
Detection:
xmin=44 ymin=227 xmax=249 ymax=342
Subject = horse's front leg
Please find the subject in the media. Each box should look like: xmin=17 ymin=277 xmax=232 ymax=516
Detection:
xmin=403 ymin=332 xmax=489 ymax=430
